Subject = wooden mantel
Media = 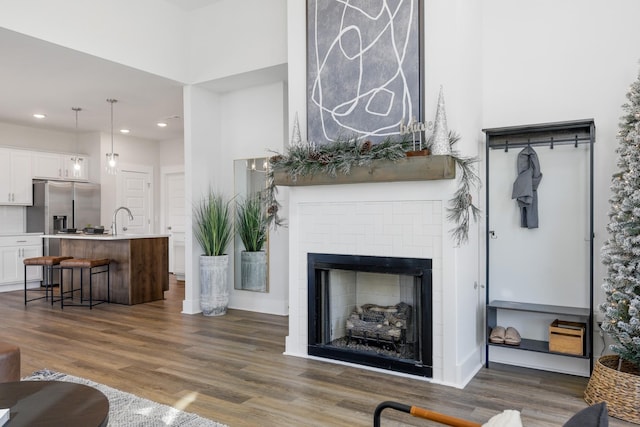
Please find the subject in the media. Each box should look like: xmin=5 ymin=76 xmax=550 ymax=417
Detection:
xmin=272 ymin=155 xmax=455 ymax=187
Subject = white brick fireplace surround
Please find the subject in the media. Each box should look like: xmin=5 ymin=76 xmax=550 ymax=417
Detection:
xmin=284 ymin=178 xmax=482 ymax=388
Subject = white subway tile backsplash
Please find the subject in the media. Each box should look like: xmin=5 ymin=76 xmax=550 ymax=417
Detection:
xmin=0 ymin=206 xmax=25 ymax=233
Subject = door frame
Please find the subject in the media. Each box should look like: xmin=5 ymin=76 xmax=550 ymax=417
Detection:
xmin=160 ymin=165 xmax=185 ymax=234
xmin=161 ymin=165 xmax=185 ymax=277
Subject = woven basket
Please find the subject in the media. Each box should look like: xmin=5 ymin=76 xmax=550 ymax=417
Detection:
xmin=584 ymin=355 xmax=640 ymax=424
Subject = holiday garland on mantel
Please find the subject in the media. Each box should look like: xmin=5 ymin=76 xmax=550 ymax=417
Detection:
xmin=264 ymin=133 xmax=481 ymax=246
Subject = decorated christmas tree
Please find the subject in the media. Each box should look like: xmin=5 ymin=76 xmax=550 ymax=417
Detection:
xmin=600 ymin=69 xmax=640 ymax=370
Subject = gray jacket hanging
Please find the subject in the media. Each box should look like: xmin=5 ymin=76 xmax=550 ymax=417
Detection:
xmin=511 ymin=146 xmax=542 ymax=228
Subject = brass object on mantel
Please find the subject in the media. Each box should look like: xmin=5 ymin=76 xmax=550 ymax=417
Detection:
xmin=272 ymin=155 xmax=455 ymax=187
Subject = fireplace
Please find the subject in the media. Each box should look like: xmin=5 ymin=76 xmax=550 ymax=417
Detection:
xmin=307 ymin=253 xmax=433 ymax=377
xmin=283 ymin=179 xmax=478 ymax=387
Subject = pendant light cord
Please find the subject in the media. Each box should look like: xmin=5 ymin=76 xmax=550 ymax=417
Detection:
xmin=107 ymin=98 xmax=117 ymax=155
xmin=72 ymin=107 xmax=82 ymax=172
xmin=73 ymin=107 xmax=81 ymax=146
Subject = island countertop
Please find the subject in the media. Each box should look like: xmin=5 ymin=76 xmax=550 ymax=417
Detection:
xmin=50 ymin=234 xmax=169 ymax=305
xmin=43 ymin=233 xmax=170 ymax=240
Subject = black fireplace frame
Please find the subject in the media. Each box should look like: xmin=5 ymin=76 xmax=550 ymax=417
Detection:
xmin=307 ymin=253 xmax=433 ymax=377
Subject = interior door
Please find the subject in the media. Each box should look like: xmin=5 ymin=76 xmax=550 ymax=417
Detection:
xmin=162 ymin=169 xmax=185 ymax=279
xmin=117 ymin=169 xmax=152 ymax=235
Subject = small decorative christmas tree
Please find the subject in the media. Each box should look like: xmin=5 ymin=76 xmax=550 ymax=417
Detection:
xmin=600 ymin=68 xmax=640 ymax=371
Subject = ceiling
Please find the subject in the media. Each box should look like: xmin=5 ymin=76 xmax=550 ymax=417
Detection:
xmin=0 ymin=0 xmax=277 ymax=144
xmin=0 ymin=27 xmax=185 ymax=142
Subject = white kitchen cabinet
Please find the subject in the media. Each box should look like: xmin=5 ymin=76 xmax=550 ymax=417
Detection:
xmin=32 ymin=151 xmax=89 ymax=181
xmin=32 ymin=151 xmax=64 ymax=179
xmin=0 ymin=235 xmax=42 ymax=286
xmin=0 ymin=148 xmax=33 ymax=205
xmin=0 ymin=246 xmax=20 ymax=283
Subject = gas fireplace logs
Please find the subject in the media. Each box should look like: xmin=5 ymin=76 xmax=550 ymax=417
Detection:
xmin=346 ymin=302 xmax=411 ymax=343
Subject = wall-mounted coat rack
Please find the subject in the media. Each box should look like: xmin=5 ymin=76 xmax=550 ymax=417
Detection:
xmin=482 ymin=118 xmax=595 ymax=375
xmin=487 ymin=119 xmax=594 ymax=152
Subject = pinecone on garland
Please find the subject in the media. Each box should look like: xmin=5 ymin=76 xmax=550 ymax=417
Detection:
xmin=361 ymin=140 xmax=373 ymax=153
xmin=267 ymin=204 xmax=278 ymax=215
xmin=269 ymin=155 xmax=283 ymax=165
xmin=308 ymin=151 xmax=321 ymax=161
xmin=318 ymin=153 xmax=333 ymax=165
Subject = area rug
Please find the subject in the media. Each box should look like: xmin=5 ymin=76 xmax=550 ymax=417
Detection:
xmin=23 ymin=370 xmax=228 ymax=427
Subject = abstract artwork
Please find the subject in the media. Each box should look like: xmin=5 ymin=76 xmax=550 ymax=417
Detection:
xmin=307 ymin=0 xmax=422 ymax=144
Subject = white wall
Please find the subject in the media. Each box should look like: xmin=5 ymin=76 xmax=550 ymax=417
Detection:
xmin=286 ymin=0 xmax=485 ymax=385
xmin=482 ymin=0 xmax=640 ymax=325
xmin=183 ymin=85 xmax=224 ymax=314
xmin=187 ymin=0 xmax=288 ymax=84
xmin=3 ymin=0 xmax=640 ymax=376
xmin=0 ymin=0 xmax=288 ymax=86
xmin=158 ymin=138 xmax=185 ymax=167
xmin=219 ymin=82 xmax=288 ymax=315
xmin=0 ymin=121 xmax=86 ymax=153
xmin=183 ymin=81 xmax=289 ymax=316
xmin=99 ymin=132 xmax=162 ymax=231
xmin=0 ymin=0 xmax=189 ymax=82
xmin=424 ymin=0 xmax=484 ymax=384
xmin=285 ymin=0 xmax=640 ymax=379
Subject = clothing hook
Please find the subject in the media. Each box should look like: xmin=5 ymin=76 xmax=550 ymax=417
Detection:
xmin=504 ymin=140 xmax=509 ymax=152
xmin=574 ymin=134 xmax=578 ymax=148
xmin=550 ymin=136 xmax=554 ymax=149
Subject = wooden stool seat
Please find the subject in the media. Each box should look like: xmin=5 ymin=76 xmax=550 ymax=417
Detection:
xmin=23 ymin=256 xmax=74 ymax=305
xmin=60 ymin=258 xmax=111 ymax=309
xmin=59 ymin=258 xmax=110 ymax=269
xmin=23 ymin=256 xmax=73 ymax=266
xmin=0 ymin=341 xmax=20 ymax=383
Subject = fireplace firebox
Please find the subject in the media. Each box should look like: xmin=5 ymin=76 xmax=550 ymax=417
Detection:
xmin=307 ymin=253 xmax=433 ymax=377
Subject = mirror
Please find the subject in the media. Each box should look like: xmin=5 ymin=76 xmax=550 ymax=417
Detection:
xmin=234 ymin=157 xmax=269 ymax=292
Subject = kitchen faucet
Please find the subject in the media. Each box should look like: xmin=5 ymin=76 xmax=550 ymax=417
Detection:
xmin=112 ymin=206 xmax=134 ymax=236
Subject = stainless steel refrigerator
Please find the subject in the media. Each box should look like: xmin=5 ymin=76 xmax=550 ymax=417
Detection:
xmin=26 ymin=180 xmax=101 ymax=256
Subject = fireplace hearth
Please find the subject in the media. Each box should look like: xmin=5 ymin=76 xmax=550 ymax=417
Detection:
xmin=307 ymin=253 xmax=433 ymax=377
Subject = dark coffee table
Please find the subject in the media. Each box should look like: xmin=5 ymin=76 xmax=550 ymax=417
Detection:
xmin=0 ymin=380 xmax=109 ymax=426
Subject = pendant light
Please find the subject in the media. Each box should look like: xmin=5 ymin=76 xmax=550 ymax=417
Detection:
xmin=71 ymin=107 xmax=82 ymax=178
xmin=105 ymin=98 xmax=119 ymax=175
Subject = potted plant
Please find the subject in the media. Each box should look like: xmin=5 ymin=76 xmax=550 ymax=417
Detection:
xmin=236 ymin=194 xmax=268 ymax=291
xmin=193 ymin=189 xmax=233 ymax=316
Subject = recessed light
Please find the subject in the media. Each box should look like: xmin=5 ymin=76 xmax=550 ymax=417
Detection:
xmin=157 ymin=122 xmax=168 ymax=128
xmin=120 ymin=129 xmax=130 ymax=134
xmin=33 ymin=113 xmax=46 ymax=119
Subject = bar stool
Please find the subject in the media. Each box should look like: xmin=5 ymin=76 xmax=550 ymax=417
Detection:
xmin=23 ymin=256 xmax=73 ymax=305
xmin=59 ymin=258 xmax=111 ymax=309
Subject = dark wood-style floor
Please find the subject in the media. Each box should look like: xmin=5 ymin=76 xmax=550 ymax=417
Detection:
xmin=0 ymin=277 xmax=633 ymax=427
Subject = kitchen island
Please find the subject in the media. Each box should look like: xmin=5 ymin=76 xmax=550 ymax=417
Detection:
xmin=44 ymin=234 xmax=169 ymax=305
